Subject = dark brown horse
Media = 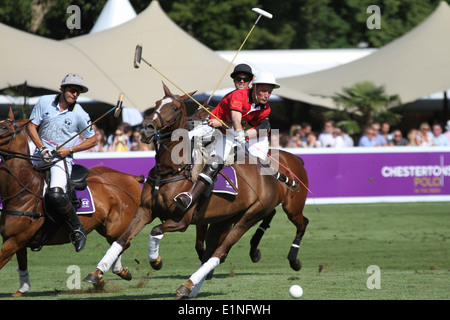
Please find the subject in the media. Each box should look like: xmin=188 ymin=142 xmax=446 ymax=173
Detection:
xmin=85 ymin=83 xmax=309 ymax=299
xmin=0 ymin=109 xmax=143 ymax=296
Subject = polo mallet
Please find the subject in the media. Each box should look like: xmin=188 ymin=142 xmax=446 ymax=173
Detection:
xmin=57 ymin=93 xmax=124 ymax=150
xmin=206 ymin=8 xmax=273 ymax=105
xmin=134 ymin=44 xmax=228 ymax=129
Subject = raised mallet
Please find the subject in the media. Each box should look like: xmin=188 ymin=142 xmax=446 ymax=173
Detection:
xmin=206 ymin=8 xmax=273 ymax=104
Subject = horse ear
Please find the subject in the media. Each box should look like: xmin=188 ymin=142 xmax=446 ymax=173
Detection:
xmin=8 ymin=107 xmax=15 ymax=120
xmin=180 ymin=91 xmax=197 ymax=103
xmin=162 ymin=82 xmax=172 ymax=96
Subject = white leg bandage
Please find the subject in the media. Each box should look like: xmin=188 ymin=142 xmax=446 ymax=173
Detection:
xmin=189 ymin=257 xmax=220 ymax=286
xmin=97 ymin=241 xmax=123 ymax=274
xmin=111 ymin=254 xmax=123 ymax=274
xmin=17 ymin=268 xmax=30 ymax=294
xmin=148 ymin=234 xmax=164 ymax=262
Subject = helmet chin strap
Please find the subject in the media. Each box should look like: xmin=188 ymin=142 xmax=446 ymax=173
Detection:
xmin=60 ymin=87 xmax=76 ymax=108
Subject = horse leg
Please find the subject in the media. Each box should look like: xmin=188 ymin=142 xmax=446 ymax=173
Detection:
xmin=195 ymin=224 xmax=207 ymax=262
xmin=83 ymin=206 xmax=153 ymax=285
xmin=286 ymin=214 xmax=309 ymax=271
xmin=176 ymin=213 xmax=263 ymax=299
xmin=12 ymin=247 xmax=30 ymax=297
xmin=148 ymin=213 xmax=192 ymax=270
xmin=111 ymin=253 xmax=132 ymax=281
xmin=249 ymin=209 xmax=276 ymax=263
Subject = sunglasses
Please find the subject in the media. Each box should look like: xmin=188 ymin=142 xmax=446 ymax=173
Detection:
xmin=66 ymin=86 xmax=81 ymax=95
xmin=234 ymin=77 xmax=251 ymax=83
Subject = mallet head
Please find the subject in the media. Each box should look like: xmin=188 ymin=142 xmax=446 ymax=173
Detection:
xmin=134 ymin=44 xmax=143 ymax=69
xmin=252 ymin=8 xmax=273 ymax=19
xmin=114 ymin=93 xmax=124 ymax=118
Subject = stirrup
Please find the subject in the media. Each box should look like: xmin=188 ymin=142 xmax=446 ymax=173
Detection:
xmin=173 ymin=192 xmax=193 ymax=211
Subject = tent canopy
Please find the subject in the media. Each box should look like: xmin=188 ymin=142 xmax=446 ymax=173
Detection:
xmin=90 ymin=0 xmax=137 ymax=34
xmin=0 ymin=1 xmax=335 ymax=111
xmin=278 ymin=1 xmax=450 ymax=105
xmin=0 ymin=1 xmax=233 ymax=111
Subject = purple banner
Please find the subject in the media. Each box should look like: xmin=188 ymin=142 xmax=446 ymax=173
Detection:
xmin=73 ymin=147 xmax=450 ymax=204
xmin=298 ymin=149 xmax=450 ymax=201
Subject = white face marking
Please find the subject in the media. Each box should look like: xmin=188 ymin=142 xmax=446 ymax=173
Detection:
xmin=152 ymin=97 xmax=173 ymax=120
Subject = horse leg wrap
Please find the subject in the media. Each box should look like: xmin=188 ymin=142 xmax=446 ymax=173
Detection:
xmin=189 ymin=257 xmax=220 ymax=286
xmin=148 ymin=234 xmax=164 ymax=262
xmin=17 ymin=268 xmax=30 ymax=294
xmin=97 ymin=241 xmax=123 ymax=274
xmin=287 ymin=237 xmax=301 ymax=262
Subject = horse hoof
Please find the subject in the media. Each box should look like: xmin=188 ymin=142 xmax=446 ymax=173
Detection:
xmin=93 ymin=278 xmax=105 ymax=291
xmin=289 ymin=259 xmax=302 ymax=271
xmin=12 ymin=291 xmax=25 ymax=297
xmin=250 ymin=248 xmax=261 ymax=263
xmin=150 ymin=256 xmax=163 ymax=270
xmin=175 ymin=285 xmax=192 ymax=300
xmin=83 ymin=271 xmax=102 ymax=285
xmin=116 ymin=267 xmax=132 ymax=281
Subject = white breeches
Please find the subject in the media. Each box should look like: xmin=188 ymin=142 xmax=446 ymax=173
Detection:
xmin=49 ymin=160 xmax=72 ymax=192
xmin=188 ymin=124 xmax=269 ymax=163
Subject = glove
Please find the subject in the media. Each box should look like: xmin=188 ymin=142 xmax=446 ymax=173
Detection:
xmin=234 ymin=130 xmax=246 ymax=146
xmin=41 ymin=148 xmax=54 ymax=163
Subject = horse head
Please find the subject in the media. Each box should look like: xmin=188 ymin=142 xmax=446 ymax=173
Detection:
xmin=0 ymin=108 xmax=32 ymax=150
xmin=141 ymin=83 xmax=195 ymax=144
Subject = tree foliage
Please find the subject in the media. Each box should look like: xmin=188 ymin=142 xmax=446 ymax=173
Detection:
xmin=0 ymin=0 xmax=447 ymax=49
xmin=327 ymin=81 xmax=402 ymax=135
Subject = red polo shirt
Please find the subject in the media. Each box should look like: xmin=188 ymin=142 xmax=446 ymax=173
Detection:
xmin=211 ymin=88 xmax=271 ymax=130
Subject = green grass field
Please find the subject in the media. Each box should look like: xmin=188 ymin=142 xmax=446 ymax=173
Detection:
xmin=0 ymin=202 xmax=448 ymax=300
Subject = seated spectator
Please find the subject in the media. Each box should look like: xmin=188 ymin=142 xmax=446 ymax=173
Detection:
xmin=300 ymin=122 xmax=312 ymax=143
xmin=429 ymin=123 xmax=450 ymax=146
xmin=406 ymin=129 xmax=419 ymax=146
xmin=287 ymin=129 xmax=303 ymax=148
xmin=416 ymin=122 xmax=434 ymax=147
xmin=107 ymin=122 xmax=132 ymax=150
xmin=388 ymin=129 xmax=408 ymax=146
xmin=108 ymin=127 xmax=130 ymax=152
xmin=90 ymin=125 xmax=108 ymax=152
xmin=372 ymin=122 xmax=387 ymax=146
xmin=332 ymin=128 xmax=346 ymax=148
xmin=131 ymin=129 xmax=151 ymax=151
xmin=318 ymin=120 xmax=335 ymax=147
xmin=380 ymin=122 xmax=392 ymax=142
xmin=338 ymin=126 xmax=354 ymax=147
xmin=358 ymin=125 xmax=378 ymax=147
xmin=303 ymin=132 xmax=321 ymax=148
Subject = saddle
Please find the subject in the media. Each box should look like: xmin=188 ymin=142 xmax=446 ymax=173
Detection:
xmin=31 ymin=164 xmax=91 ymax=252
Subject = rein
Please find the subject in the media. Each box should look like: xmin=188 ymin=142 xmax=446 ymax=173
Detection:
xmin=0 ymin=124 xmax=46 ymax=220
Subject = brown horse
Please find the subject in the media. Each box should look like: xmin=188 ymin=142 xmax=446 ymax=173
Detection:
xmin=85 ymin=83 xmax=309 ymax=299
xmin=0 ymin=109 xmax=143 ymax=296
xmin=187 ymin=105 xmax=309 ymax=271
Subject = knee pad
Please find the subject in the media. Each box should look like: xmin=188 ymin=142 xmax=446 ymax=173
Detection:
xmin=46 ymin=187 xmax=71 ymax=212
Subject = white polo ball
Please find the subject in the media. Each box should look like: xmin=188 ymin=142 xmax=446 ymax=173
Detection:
xmin=289 ymin=285 xmax=303 ymax=298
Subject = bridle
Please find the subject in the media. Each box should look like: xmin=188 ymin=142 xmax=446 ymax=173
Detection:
xmin=149 ymin=94 xmax=185 ymax=140
xmin=0 ymin=118 xmax=45 ymax=220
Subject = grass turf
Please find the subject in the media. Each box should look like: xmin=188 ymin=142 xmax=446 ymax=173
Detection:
xmin=0 ymin=202 xmax=448 ymax=300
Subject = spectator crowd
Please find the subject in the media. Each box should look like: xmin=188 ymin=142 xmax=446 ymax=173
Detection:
xmin=279 ymin=120 xmax=450 ymax=149
xmin=79 ymin=119 xmax=450 ymax=152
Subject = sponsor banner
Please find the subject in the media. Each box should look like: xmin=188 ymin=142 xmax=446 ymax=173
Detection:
xmin=2 ymin=148 xmax=448 ymax=208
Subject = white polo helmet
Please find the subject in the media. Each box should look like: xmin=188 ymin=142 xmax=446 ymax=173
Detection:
xmin=252 ymin=70 xmax=280 ymax=89
xmin=60 ymin=73 xmax=89 ymax=93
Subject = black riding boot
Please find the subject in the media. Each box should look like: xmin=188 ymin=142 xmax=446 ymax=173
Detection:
xmin=47 ymin=187 xmax=87 ymax=252
xmin=174 ymin=155 xmax=224 ymax=212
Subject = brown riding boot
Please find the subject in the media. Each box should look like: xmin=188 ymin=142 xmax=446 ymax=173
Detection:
xmin=174 ymin=155 xmax=223 ymax=212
